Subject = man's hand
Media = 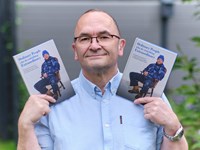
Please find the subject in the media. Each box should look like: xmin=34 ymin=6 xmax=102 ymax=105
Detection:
xmin=143 ymin=71 xmax=148 ymax=76
xmin=18 ymin=94 xmax=56 ymax=129
xmin=43 ymin=73 xmax=48 ymax=78
xmin=134 ymin=97 xmax=188 ymax=150
xmin=17 ymin=94 xmax=56 ymax=150
xmin=134 ymin=97 xmax=180 ymax=135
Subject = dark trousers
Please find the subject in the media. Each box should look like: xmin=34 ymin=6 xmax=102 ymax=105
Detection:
xmin=129 ymin=72 xmax=153 ymax=93
xmin=34 ymin=76 xmax=59 ymax=95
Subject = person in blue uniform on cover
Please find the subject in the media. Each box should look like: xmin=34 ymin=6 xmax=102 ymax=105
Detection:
xmin=128 ymin=55 xmax=167 ymax=99
xmin=34 ymin=50 xmax=60 ymax=100
xmin=17 ymin=9 xmax=188 ymax=150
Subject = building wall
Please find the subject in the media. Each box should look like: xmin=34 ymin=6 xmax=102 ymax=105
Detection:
xmin=16 ymin=1 xmax=200 ymax=89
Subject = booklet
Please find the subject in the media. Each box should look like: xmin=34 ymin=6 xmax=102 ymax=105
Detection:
xmin=117 ymin=37 xmax=177 ymax=101
xmin=13 ymin=39 xmax=75 ymax=104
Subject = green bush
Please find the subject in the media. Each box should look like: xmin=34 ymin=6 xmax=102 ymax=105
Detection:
xmin=168 ymin=38 xmax=200 ymax=149
xmin=167 ymin=1 xmax=200 ymax=149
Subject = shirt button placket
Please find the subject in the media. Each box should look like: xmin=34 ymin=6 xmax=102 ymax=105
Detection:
xmin=101 ymin=98 xmax=113 ymax=150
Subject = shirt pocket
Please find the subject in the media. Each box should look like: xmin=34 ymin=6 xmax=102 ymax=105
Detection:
xmin=122 ymin=124 xmax=157 ymax=150
xmin=122 ymin=124 xmax=140 ymax=150
xmin=124 ymin=145 xmax=140 ymax=150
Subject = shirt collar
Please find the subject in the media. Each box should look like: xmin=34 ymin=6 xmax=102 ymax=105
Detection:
xmin=79 ymin=70 xmax=122 ymax=98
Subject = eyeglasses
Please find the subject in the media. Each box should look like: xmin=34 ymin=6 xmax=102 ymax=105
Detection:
xmin=74 ymin=33 xmax=120 ymax=46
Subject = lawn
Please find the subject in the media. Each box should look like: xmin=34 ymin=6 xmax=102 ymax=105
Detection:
xmin=0 ymin=140 xmax=16 ymax=150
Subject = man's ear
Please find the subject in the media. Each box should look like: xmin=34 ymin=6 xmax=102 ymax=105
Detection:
xmin=72 ymin=43 xmax=78 ymax=60
xmin=118 ymin=39 xmax=126 ymax=56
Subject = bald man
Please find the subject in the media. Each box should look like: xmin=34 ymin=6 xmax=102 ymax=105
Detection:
xmin=17 ymin=9 xmax=188 ymax=150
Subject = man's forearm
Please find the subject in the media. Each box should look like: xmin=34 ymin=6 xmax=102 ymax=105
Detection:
xmin=161 ymin=136 xmax=188 ymax=150
xmin=17 ymin=121 xmax=41 ymax=150
xmin=17 ymin=95 xmax=55 ymax=150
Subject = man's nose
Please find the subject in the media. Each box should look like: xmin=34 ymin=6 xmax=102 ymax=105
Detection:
xmin=89 ymin=38 xmax=101 ymax=50
xmin=90 ymin=37 xmax=99 ymax=43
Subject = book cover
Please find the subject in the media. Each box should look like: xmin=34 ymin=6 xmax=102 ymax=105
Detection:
xmin=117 ymin=37 xmax=177 ymax=101
xmin=13 ymin=39 xmax=75 ymax=104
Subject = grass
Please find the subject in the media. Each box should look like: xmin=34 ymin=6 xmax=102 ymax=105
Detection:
xmin=0 ymin=139 xmax=16 ymax=150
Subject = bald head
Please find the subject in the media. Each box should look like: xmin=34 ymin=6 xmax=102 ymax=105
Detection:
xmin=82 ymin=9 xmax=120 ymax=34
xmin=74 ymin=9 xmax=121 ymax=37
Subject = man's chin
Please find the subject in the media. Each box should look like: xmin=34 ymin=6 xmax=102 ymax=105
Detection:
xmin=86 ymin=59 xmax=106 ymax=66
xmin=87 ymin=64 xmax=108 ymax=72
xmin=91 ymin=64 xmax=106 ymax=70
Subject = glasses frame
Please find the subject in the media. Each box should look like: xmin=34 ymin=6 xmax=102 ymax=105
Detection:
xmin=74 ymin=34 xmax=120 ymax=45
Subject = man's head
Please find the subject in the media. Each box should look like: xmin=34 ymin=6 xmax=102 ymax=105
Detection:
xmin=42 ymin=50 xmax=50 ymax=60
xmin=157 ymin=55 xmax=164 ymax=64
xmin=72 ymin=9 xmax=126 ymax=75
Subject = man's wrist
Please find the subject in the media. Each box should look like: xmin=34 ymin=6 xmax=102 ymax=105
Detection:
xmin=163 ymin=125 xmax=184 ymax=142
xmin=163 ymin=116 xmax=181 ymax=135
xmin=164 ymin=123 xmax=180 ymax=136
xmin=18 ymin=115 xmax=35 ymax=131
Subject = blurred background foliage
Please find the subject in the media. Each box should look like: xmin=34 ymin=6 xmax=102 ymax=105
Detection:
xmin=168 ymin=0 xmax=200 ymax=149
xmin=0 ymin=140 xmax=15 ymax=150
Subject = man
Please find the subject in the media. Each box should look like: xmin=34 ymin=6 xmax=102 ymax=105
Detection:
xmin=128 ymin=55 xmax=167 ymax=99
xmin=34 ymin=50 xmax=60 ymax=100
xmin=17 ymin=9 xmax=188 ymax=150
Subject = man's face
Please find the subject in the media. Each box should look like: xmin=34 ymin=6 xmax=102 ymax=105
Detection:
xmin=43 ymin=54 xmax=49 ymax=60
xmin=72 ymin=11 xmax=126 ymax=73
xmin=156 ymin=58 xmax=163 ymax=65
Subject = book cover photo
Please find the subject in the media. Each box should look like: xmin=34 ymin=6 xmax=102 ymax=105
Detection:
xmin=117 ymin=37 xmax=177 ymax=102
xmin=13 ymin=39 xmax=75 ymax=104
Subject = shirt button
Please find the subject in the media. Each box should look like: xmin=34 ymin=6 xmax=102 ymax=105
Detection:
xmin=103 ymin=99 xmax=109 ymax=103
xmin=104 ymin=123 xmax=110 ymax=128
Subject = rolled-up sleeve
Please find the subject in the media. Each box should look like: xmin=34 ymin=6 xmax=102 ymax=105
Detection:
xmin=34 ymin=116 xmax=53 ymax=150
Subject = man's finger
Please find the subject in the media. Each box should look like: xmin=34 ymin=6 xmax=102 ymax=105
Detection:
xmin=42 ymin=106 xmax=51 ymax=116
xmin=134 ymin=97 xmax=154 ymax=105
xmin=36 ymin=94 xmax=56 ymax=103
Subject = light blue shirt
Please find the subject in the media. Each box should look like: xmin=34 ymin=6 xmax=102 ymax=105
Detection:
xmin=35 ymin=71 xmax=168 ymax=150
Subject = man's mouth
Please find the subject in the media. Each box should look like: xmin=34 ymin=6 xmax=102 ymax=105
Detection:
xmin=85 ymin=53 xmax=108 ymax=58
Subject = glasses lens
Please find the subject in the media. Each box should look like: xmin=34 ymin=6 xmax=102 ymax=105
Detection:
xmin=97 ymin=34 xmax=112 ymax=43
xmin=78 ymin=36 xmax=91 ymax=44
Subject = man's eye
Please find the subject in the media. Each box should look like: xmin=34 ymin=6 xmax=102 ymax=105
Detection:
xmin=99 ymin=35 xmax=110 ymax=40
xmin=79 ymin=37 xmax=90 ymax=42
